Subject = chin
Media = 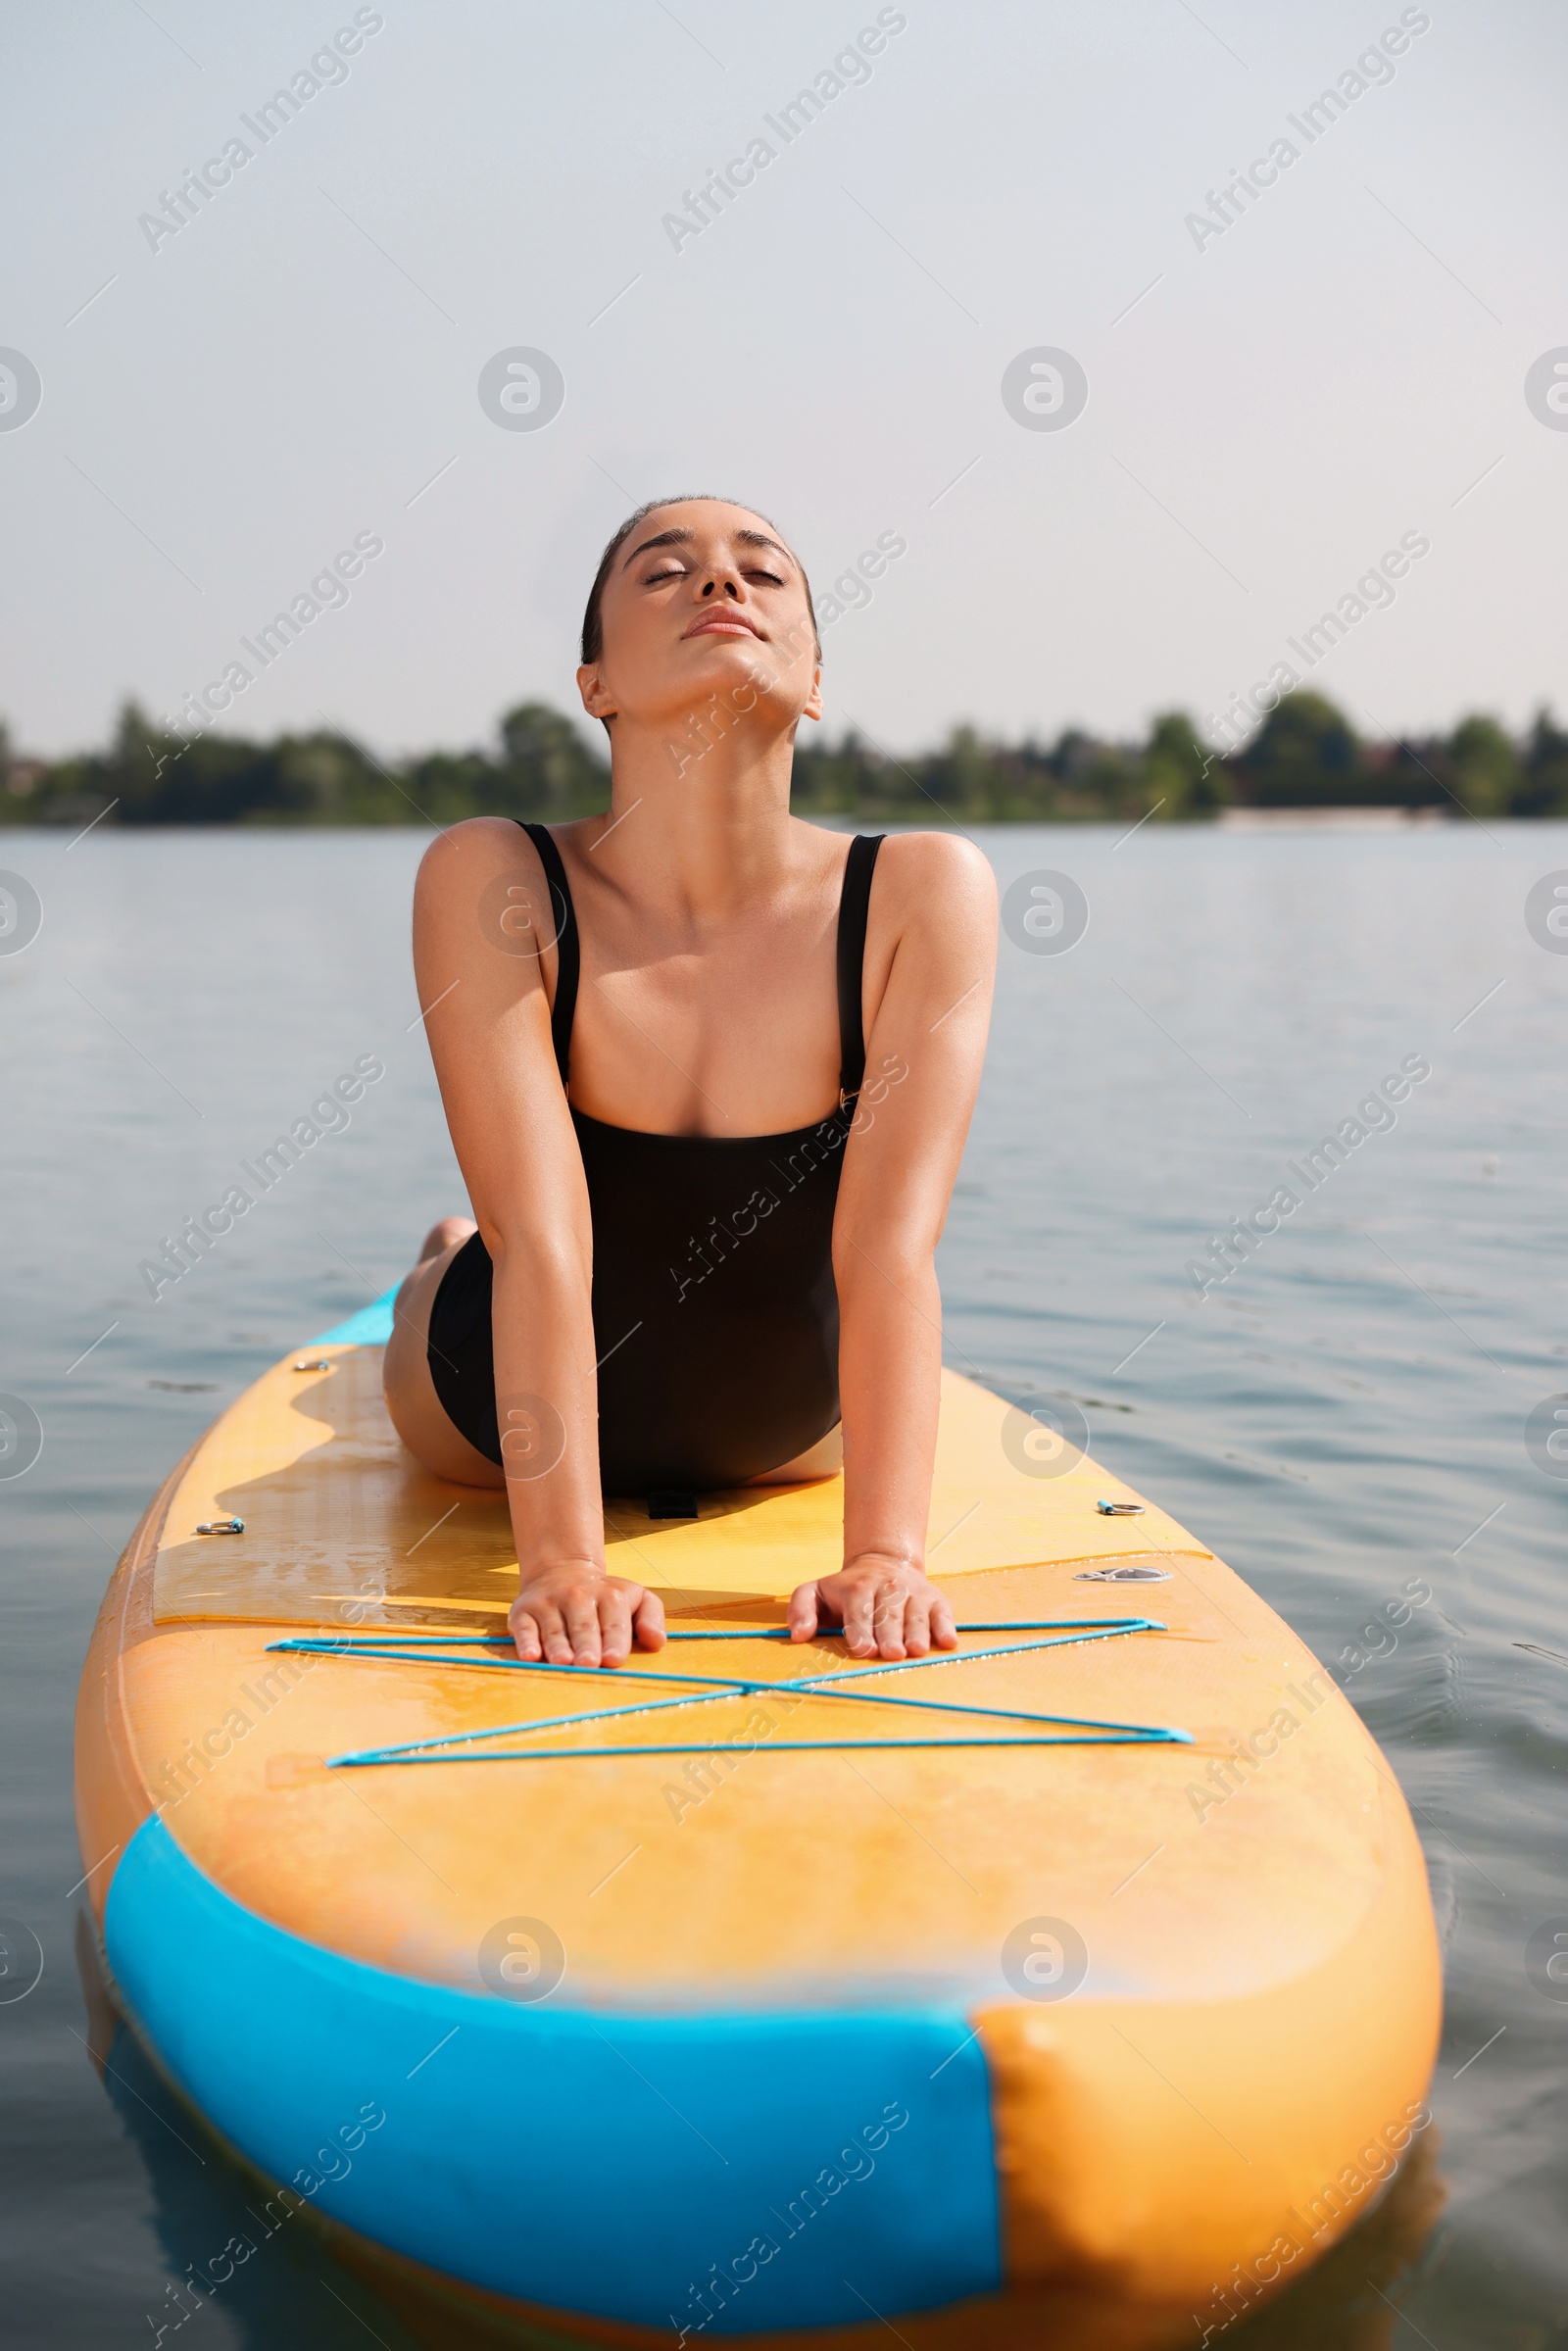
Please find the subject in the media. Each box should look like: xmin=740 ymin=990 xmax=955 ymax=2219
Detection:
xmin=682 ymin=630 xmax=767 ymax=665
xmin=670 ymin=639 xmax=768 ymax=699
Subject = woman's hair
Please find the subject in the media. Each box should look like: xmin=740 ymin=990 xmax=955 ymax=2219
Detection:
xmin=580 ymin=494 xmax=821 ymax=670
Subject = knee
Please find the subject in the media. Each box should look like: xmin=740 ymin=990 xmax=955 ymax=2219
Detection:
xmin=418 ymin=1215 xmax=476 ymax=1262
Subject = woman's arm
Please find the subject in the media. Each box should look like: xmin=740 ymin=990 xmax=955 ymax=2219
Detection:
xmin=414 ymin=819 xmax=663 ymax=1668
xmin=787 ymin=833 xmax=998 ymax=1660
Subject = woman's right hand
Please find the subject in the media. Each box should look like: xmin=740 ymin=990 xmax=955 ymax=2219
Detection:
xmin=509 ymin=1565 xmax=666 ymax=1669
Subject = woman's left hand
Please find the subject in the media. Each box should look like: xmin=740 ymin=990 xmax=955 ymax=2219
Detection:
xmin=788 ymin=1555 xmax=957 ymax=1660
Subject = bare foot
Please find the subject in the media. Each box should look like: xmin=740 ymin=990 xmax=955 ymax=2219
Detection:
xmin=417 ymin=1215 xmax=476 ymax=1262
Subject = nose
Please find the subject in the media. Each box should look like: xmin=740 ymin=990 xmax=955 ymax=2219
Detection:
xmin=699 ymin=563 xmax=743 ymax=601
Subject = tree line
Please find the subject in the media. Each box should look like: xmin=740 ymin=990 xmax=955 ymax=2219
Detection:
xmin=4 ymin=691 xmax=1566 ymax=828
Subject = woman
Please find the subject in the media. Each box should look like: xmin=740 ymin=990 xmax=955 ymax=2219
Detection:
xmin=383 ymin=497 xmax=996 ymax=1672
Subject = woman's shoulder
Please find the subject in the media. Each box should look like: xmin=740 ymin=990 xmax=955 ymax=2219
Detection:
xmin=867 ymin=829 xmax=998 ymax=928
xmin=411 ymin=819 xmax=564 ymax=979
xmin=414 ymin=815 xmax=544 ymax=899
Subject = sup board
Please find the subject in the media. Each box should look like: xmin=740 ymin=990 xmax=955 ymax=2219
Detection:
xmin=74 ymin=1289 xmax=1441 ymax=2348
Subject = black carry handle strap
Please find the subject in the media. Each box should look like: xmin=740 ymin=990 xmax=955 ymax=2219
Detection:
xmin=836 ymin=834 xmax=885 ymax=1105
xmin=516 ymin=821 xmax=578 ymax=1086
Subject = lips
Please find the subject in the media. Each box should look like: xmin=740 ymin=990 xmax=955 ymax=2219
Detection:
xmin=684 ymin=612 xmax=762 ymax=640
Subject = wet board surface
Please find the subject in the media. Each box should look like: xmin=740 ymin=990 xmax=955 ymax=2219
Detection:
xmin=152 ymin=1341 xmax=1210 ymax=1630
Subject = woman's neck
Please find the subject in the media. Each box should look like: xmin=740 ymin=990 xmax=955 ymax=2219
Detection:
xmin=587 ymin=708 xmax=806 ymax=916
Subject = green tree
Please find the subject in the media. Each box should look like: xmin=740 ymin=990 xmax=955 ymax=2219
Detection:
xmin=1516 ymin=709 xmax=1568 ymax=817
xmin=792 ymin=729 xmax=893 ymax=815
xmin=1239 ymin=692 xmax=1366 ymax=807
xmin=925 ymin=724 xmax=999 ymax=816
xmin=1142 ymin=711 xmax=1228 ymax=816
xmin=1445 ymin=714 xmax=1521 ymax=818
xmin=496 ymin=703 xmax=608 ymax=816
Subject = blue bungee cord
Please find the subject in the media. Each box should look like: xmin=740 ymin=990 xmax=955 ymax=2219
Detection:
xmin=264 ymin=1618 xmax=1192 ymax=1768
xmin=326 ymin=1661 xmax=1179 ymax=1768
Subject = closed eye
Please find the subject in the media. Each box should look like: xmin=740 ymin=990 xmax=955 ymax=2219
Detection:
xmin=639 ymin=564 xmax=787 ymax=589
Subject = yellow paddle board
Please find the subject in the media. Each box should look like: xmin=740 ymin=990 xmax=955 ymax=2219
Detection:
xmin=74 ymin=1289 xmax=1441 ymax=2348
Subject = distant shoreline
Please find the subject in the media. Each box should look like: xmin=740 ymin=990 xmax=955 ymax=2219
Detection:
xmin=8 ymin=810 xmax=1561 ymax=839
xmin=5 ymin=687 xmax=1565 ymax=828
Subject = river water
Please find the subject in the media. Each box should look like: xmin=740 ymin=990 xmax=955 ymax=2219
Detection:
xmin=2 ymin=822 xmax=1564 ymax=2348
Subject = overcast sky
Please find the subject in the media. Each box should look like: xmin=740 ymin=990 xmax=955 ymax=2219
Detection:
xmin=4 ymin=0 xmax=1565 ymax=761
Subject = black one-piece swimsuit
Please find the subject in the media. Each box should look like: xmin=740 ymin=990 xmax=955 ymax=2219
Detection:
xmin=426 ymin=825 xmax=884 ymax=1502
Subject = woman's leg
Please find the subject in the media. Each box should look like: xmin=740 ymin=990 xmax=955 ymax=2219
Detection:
xmin=388 ymin=1218 xmax=839 ymax=1494
xmin=746 ymin=1424 xmax=844 ymax=1485
xmin=382 ymin=1218 xmax=506 ymax=1488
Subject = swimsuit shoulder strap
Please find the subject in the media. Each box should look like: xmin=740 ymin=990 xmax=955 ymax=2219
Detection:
xmin=836 ymin=833 xmax=885 ymax=1104
xmin=516 ymin=821 xmax=578 ymax=1085
xmin=519 ymin=821 xmax=881 ymax=1101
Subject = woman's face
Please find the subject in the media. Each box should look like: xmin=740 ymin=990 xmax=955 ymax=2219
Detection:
xmin=578 ymin=500 xmax=822 ymax=738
